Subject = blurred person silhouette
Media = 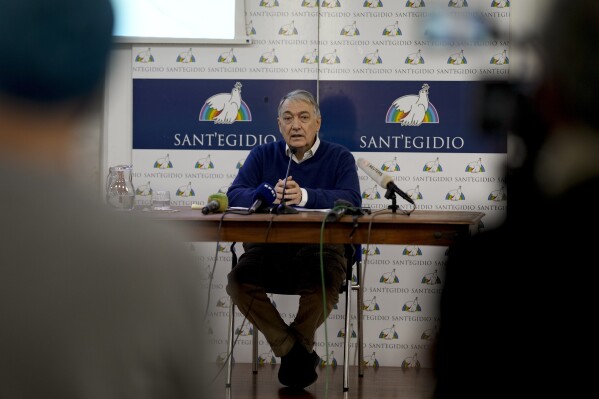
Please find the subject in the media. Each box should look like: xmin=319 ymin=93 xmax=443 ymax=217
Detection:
xmin=434 ymin=1 xmax=599 ymax=397
xmin=0 ymin=1 xmax=206 ymax=398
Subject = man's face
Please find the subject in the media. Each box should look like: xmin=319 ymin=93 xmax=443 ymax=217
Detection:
xmin=277 ymin=99 xmax=321 ymax=157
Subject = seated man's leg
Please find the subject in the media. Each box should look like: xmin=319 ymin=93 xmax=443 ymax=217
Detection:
xmin=226 ymin=244 xmax=295 ymax=357
xmin=291 ymin=244 xmax=346 ymax=352
xmin=276 ymin=244 xmax=346 ymax=388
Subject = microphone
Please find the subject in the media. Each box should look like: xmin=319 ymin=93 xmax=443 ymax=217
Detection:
xmin=201 ymin=193 xmax=229 ymax=214
xmin=275 ymin=146 xmax=299 ymax=214
xmin=357 ymin=158 xmax=415 ymax=205
xmin=248 ymin=182 xmax=277 ymax=214
xmin=325 ymin=199 xmax=353 ymax=222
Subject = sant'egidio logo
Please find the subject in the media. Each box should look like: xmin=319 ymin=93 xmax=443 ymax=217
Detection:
xmin=382 ymin=21 xmax=402 ymax=36
xmin=199 ymin=82 xmax=252 ymax=124
xmin=135 ymin=48 xmax=155 ymax=63
xmin=386 ymin=83 xmax=439 ymax=126
xmin=491 ymin=0 xmax=510 ymax=8
xmin=406 ymin=0 xmax=425 ymax=8
xmin=322 ymin=0 xmax=341 ymax=7
xmin=321 ymin=49 xmax=340 ymax=64
xmin=301 ymin=0 xmax=319 ymax=8
xmin=259 ymin=0 xmax=279 ymax=7
xmin=364 ymin=0 xmax=383 ymax=7
xmin=448 ymin=0 xmax=468 ymax=7
xmin=176 ymin=48 xmax=196 ymax=63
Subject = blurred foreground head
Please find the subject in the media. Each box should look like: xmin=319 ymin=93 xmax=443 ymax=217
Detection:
xmin=0 ymin=0 xmax=113 ymax=105
xmin=538 ymin=0 xmax=599 ymax=130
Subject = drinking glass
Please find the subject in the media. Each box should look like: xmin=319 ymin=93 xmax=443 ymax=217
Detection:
xmin=152 ymin=190 xmax=171 ymax=211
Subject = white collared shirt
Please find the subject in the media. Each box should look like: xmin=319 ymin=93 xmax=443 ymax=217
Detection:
xmin=285 ymin=136 xmax=320 ymax=207
xmin=285 ymin=136 xmax=320 ymax=163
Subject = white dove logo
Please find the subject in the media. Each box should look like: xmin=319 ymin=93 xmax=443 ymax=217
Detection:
xmin=402 ymin=297 xmax=421 ymax=312
xmin=278 ymin=20 xmax=298 ymax=36
xmin=491 ymin=0 xmax=510 ymax=8
xmin=490 ymin=49 xmax=509 ymax=65
xmin=258 ymin=350 xmax=276 ymax=365
xmin=379 ymin=324 xmax=398 ymax=340
xmin=321 ymin=49 xmax=340 ymax=64
xmin=405 ymin=49 xmax=424 ymax=65
xmin=364 ymin=0 xmax=383 ymax=7
xmin=363 ymin=352 xmax=379 ymax=368
xmin=259 ymin=48 xmax=279 ymax=64
xmin=406 ymin=0 xmax=425 ymax=8
xmin=199 ymin=82 xmax=252 ymax=124
xmin=322 ymin=0 xmax=341 ymax=7
xmin=363 ymin=49 xmax=382 ymax=65
xmin=301 ymin=0 xmax=319 ymax=8
xmin=448 ymin=49 xmax=467 ymax=65
xmin=488 ymin=186 xmax=507 ymax=201
xmin=387 ymin=83 xmax=439 ymax=126
xmin=259 ymin=0 xmax=279 ymax=7
xmin=176 ymin=48 xmax=195 ymax=63
xmin=135 ymin=48 xmax=154 ymax=63
xmin=401 ymin=353 xmax=421 ymax=369
xmin=218 ymin=48 xmax=237 ymax=64
xmin=340 ymin=21 xmax=360 ymax=36
xmin=449 ymin=0 xmax=468 ymax=7
xmin=301 ymin=49 xmax=319 ymax=64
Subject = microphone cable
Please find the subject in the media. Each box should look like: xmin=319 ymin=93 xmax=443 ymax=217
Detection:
xmin=202 ymin=211 xmax=228 ymax=322
xmin=401 ymin=202 xmax=416 ymax=216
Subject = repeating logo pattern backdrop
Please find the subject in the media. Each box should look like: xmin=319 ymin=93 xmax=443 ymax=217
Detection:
xmin=131 ymin=0 xmax=509 ymax=368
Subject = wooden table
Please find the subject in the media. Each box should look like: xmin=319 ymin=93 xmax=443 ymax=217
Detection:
xmin=145 ymin=206 xmax=484 ymax=389
xmin=143 ymin=207 xmax=484 ymax=246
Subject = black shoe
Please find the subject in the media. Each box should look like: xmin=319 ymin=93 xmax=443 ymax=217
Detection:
xmin=311 ymin=350 xmax=321 ymax=369
xmin=278 ymin=342 xmax=319 ymax=389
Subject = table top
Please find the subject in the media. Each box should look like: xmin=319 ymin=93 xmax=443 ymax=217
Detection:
xmin=141 ymin=206 xmax=484 ymax=246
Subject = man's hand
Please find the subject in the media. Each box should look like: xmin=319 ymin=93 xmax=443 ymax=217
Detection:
xmin=273 ymin=176 xmax=302 ymax=205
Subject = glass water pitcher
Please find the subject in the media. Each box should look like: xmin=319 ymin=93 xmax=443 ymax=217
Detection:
xmin=106 ymin=164 xmax=135 ymax=210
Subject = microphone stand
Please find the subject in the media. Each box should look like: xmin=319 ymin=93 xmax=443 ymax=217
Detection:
xmin=384 ymin=187 xmax=399 ymax=213
xmin=275 ymin=147 xmax=299 ymax=215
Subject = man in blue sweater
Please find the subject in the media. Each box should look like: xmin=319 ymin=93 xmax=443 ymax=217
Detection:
xmin=226 ymin=90 xmax=361 ymax=389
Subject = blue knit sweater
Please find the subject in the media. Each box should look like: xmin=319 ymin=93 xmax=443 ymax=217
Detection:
xmin=228 ymin=139 xmax=361 ymax=209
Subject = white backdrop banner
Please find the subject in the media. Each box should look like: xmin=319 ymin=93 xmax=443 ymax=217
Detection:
xmin=130 ymin=0 xmax=509 ymax=368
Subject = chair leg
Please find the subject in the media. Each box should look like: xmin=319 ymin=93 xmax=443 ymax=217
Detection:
xmin=226 ymin=301 xmax=235 ymax=387
xmin=343 ymin=278 xmax=352 ymax=392
xmin=252 ymin=325 xmax=258 ymax=374
xmin=356 ymin=261 xmax=364 ymax=377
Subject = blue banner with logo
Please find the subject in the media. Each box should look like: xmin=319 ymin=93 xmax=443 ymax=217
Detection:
xmin=133 ymin=79 xmax=317 ymax=150
xmin=319 ymin=80 xmax=506 ymax=153
xmin=134 ymin=79 xmax=505 ymax=153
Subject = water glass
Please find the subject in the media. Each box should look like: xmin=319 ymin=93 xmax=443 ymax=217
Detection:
xmin=152 ymin=190 xmax=171 ymax=211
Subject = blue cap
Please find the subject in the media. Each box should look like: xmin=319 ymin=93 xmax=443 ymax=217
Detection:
xmin=0 ymin=0 xmax=114 ymax=103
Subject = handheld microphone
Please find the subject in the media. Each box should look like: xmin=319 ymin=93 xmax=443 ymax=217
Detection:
xmin=357 ymin=158 xmax=415 ymax=205
xmin=248 ymin=182 xmax=277 ymax=214
xmin=201 ymin=193 xmax=229 ymax=214
xmin=325 ymin=199 xmax=354 ymax=222
xmin=275 ymin=146 xmax=299 ymax=214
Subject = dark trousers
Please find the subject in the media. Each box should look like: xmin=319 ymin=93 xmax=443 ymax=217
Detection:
xmin=226 ymin=243 xmax=346 ymax=356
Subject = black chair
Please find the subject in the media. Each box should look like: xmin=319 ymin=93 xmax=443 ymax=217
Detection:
xmin=225 ymin=244 xmax=364 ymax=392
